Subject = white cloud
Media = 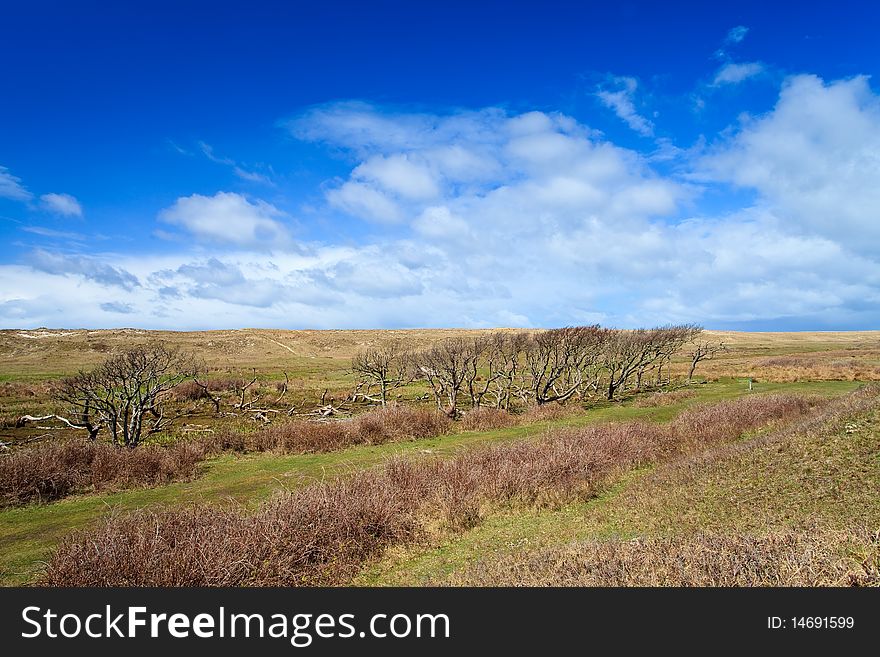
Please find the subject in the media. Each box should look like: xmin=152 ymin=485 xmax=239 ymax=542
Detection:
xmin=725 ymin=26 xmax=749 ymax=44
xmin=596 ymin=77 xmax=654 ymax=136
xmin=294 ymin=102 xmax=673 ymax=229
xmin=712 ymin=62 xmax=764 ymax=86
xmin=158 ymin=191 xmax=294 ymax=248
xmin=353 ymin=154 xmax=440 ymax=200
xmin=198 ymin=141 xmax=275 ymax=185
xmin=326 ymin=181 xmax=403 ymax=223
xmin=22 ymin=226 xmax=87 ymax=241
xmin=697 ymin=74 xmax=880 ymax=253
xmin=100 ymin=301 xmax=135 ymax=314
xmin=233 ymin=167 xmax=274 ymax=185
xmin=28 ymin=249 xmax=140 ymax=291
xmin=0 ymin=165 xmax=33 ymax=201
xmin=40 ymin=192 xmax=83 ymax=217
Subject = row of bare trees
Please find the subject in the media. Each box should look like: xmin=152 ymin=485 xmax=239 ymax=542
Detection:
xmin=352 ymin=325 xmax=725 ymax=417
xmin=16 ymin=327 xmax=726 ymax=448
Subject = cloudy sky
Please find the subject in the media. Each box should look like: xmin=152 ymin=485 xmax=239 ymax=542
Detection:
xmin=2 ymin=1 xmax=879 ymax=330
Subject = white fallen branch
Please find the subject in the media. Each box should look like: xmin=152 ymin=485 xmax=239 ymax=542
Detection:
xmin=17 ymin=414 xmax=89 ymax=430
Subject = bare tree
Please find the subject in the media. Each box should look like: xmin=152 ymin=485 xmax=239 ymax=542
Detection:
xmin=651 ymin=324 xmax=703 ymax=386
xmin=525 ymin=326 xmax=607 ymax=405
xmin=42 ymin=343 xmax=196 ymax=447
xmin=481 ymin=332 xmax=530 ymax=409
xmin=413 ymin=338 xmax=479 ymax=417
xmin=687 ymin=339 xmax=727 ymax=382
xmin=601 ymin=329 xmax=663 ymax=400
xmin=627 ymin=324 xmax=703 ymax=389
xmin=351 ymin=341 xmax=410 ymax=406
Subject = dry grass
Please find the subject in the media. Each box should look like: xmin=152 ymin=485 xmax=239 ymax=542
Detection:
xmin=749 ymin=355 xmax=880 ymax=383
xmin=446 ymin=525 xmax=879 ymax=586
xmin=40 ymin=393 xmax=822 ymax=586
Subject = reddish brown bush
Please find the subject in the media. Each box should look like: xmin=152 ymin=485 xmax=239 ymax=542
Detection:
xmin=519 ymin=402 xmax=584 ymax=423
xmin=0 ymin=382 xmax=47 ymax=398
xmin=458 ymin=407 xmax=517 ymax=432
xmin=205 ymin=404 xmax=452 ymax=456
xmin=0 ymin=440 xmax=206 ymax=508
xmin=40 ymin=392 xmax=826 ymax=586
xmin=172 ymin=380 xmax=209 ymax=402
xmin=205 ymin=377 xmax=245 ymax=392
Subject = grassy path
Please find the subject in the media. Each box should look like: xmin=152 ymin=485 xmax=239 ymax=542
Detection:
xmin=0 ymin=379 xmax=860 ymax=585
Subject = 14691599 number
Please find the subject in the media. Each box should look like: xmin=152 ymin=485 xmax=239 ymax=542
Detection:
xmin=768 ymin=616 xmax=855 ymax=630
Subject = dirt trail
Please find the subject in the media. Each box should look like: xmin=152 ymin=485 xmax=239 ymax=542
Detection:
xmin=256 ymin=334 xmax=297 ymax=355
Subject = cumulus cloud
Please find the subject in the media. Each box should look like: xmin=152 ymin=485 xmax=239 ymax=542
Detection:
xmin=39 ymin=192 xmax=83 ymax=217
xmin=285 ymin=100 xmax=451 ymax=154
xmin=292 ymin=102 xmax=673 ymax=230
xmin=697 ymin=74 xmax=880 ymax=253
xmin=326 ymin=181 xmax=403 ymax=223
xmin=158 ymin=191 xmax=294 ymax=248
xmin=596 ymin=76 xmax=654 ymax=136
xmin=0 ymin=165 xmax=33 ymax=201
xmin=712 ymin=62 xmax=764 ymax=86
xmin=353 ymin=154 xmax=440 ymax=200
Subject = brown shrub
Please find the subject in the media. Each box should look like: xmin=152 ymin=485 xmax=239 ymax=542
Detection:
xmin=458 ymin=407 xmax=517 ymax=432
xmin=207 ymin=377 xmax=245 ymax=392
xmin=0 ymin=404 xmax=452 ymax=508
xmin=204 ymin=404 xmax=452 ymax=456
xmin=445 ymin=525 xmax=880 ymax=587
xmin=0 ymin=439 xmax=206 ymax=508
xmin=519 ymin=403 xmax=580 ymax=423
xmin=40 ymin=392 xmax=827 ymax=586
xmin=351 ymin=404 xmax=452 ymax=442
xmin=0 ymin=382 xmax=46 ymax=398
xmin=171 ymin=380 xmax=209 ymax=402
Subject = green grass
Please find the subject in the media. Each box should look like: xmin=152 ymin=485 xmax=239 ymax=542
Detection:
xmin=0 ymin=378 xmax=862 ymax=585
xmin=357 ymin=380 xmax=877 ymax=586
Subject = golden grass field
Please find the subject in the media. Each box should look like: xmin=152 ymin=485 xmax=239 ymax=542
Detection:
xmin=3 ymin=326 xmax=879 ymax=379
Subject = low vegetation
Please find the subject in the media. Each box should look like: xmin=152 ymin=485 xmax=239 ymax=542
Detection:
xmin=1 ymin=404 xmax=452 ymax=508
xmin=446 ymin=525 xmax=879 ymax=586
xmin=39 ymin=393 xmax=820 ymax=586
xmin=1 ymin=327 xmax=877 ymax=587
xmin=435 ymin=385 xmax=880 ymax=587
xmin=0 ymin=440 xmax=206 ymax=508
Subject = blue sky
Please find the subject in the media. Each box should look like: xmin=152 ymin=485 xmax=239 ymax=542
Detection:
xmin=2 ymin=1 xmax=880 ymax=330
